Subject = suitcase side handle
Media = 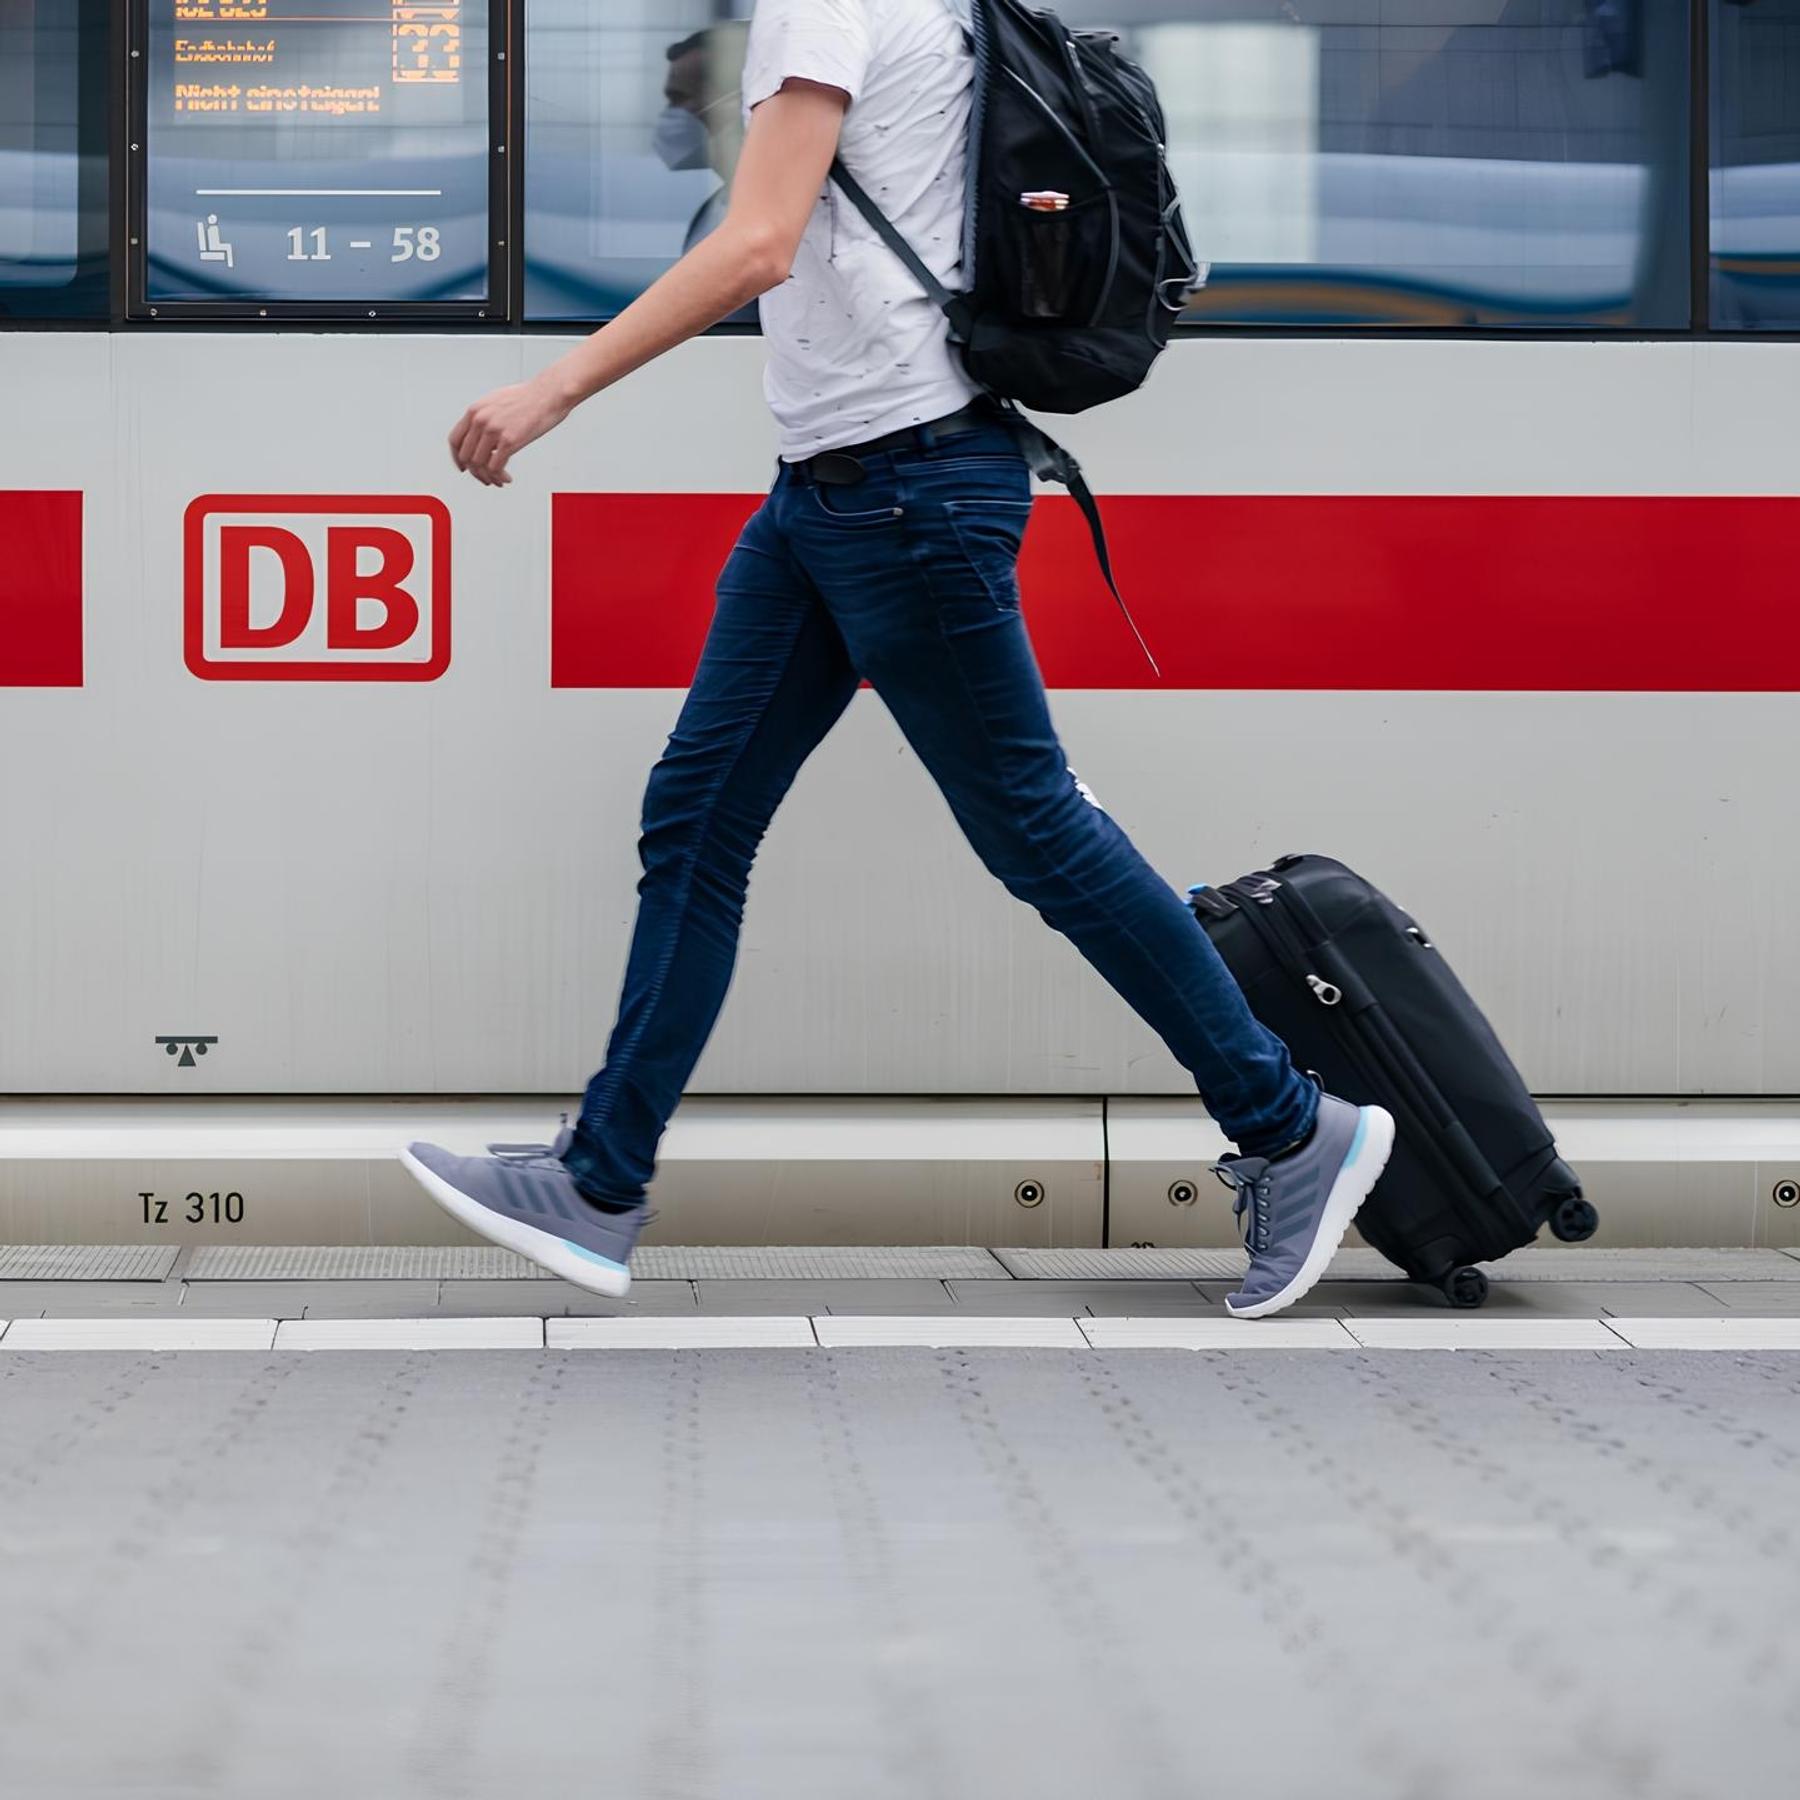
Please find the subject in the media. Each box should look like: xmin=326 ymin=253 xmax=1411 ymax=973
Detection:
xmin=1186 ymin=884 xmax=1238 ymax=922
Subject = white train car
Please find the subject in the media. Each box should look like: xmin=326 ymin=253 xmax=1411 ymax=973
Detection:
xmin=3 ymin=0 xmax=1798 ymax=1250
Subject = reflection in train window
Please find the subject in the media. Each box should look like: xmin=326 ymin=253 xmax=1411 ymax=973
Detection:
xmin=1711 ymin=0 xmax=1800 ymax=329
xmin=522 ymin=0 xmax=1691 ymax=331
xmin=1121 ymin=0 xmax=1690 ymax=329
xmin=525 ymin=0 xmax=753 ymax=323
xmin=0 ymin=0 xmax=109 ymax=320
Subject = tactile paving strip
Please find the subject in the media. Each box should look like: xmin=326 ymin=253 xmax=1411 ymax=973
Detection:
xmin=0 ymin=1245 xmax=180 ymax=1281
xmin=186 ymin=1246 xmax=551 ymax=1281
xmin=997 ymin=1247 xmax=1390 ymax=1281
xmin=634 ymin=1246 xmax=1008 ymax=1280
xmin=169 ymin=1243 xmax=1800 ymax=1285
xmin=998 ymin=1248 xmax=1248 ymax=1281
xmin=1003 ymin=1245 xmax=1800 ymax=1283
xmin=1482 ymin=1247 xmax=1800 ymax=1281
xmin=187 ymin=1244 xmax=1011 ymax=1281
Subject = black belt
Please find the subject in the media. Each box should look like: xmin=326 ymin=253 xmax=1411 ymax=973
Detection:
xmin=796 ymin=397 xmax=1163 ymax=678
xmin=798 ymin=402 xmax=1005 ymax=486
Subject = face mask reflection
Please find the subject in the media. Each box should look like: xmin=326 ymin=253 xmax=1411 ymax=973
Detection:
xmin=653 ymin=92 xmax=739 ymax=174
xmin=653 ymin=104 xmax=711 ymax=172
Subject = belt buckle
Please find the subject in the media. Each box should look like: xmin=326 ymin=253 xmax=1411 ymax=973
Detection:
xmin=811 ymin=452 xmax=867 ymax=487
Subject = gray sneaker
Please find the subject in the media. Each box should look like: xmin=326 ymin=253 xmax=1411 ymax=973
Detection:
xmin=1214 ymin=1094 xmax=1395 ymax=1319
xmin=400 ymin=1130 xmax=649 ymax=1298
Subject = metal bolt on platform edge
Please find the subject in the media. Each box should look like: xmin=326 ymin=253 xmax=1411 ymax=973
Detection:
xmin=1168 ymin=1179 xmax=1199 ymax=1207
xmin=1775 ymin=1179 xmax=1800 ymax=1210
xmin=1013 ymin=1179 xmax=1045 ymax=1209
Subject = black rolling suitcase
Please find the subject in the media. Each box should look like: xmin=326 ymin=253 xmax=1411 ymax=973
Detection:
xmin=1188 ymin=855 xmax=1595 ymax=1308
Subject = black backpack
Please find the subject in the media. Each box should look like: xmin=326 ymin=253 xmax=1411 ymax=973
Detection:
xmin=830 ymin=0 xmax=1200 ymax=668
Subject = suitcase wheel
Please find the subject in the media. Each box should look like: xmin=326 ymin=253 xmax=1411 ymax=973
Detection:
xmin=1549 ymin=1195 xmax=1600 ymax=1244
xmin=1442 ymin=1266 xmax=1490 ymax=1310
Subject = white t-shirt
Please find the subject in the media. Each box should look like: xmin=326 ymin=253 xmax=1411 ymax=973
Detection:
xmin=742 ymin=0 xmax=981 ymax=459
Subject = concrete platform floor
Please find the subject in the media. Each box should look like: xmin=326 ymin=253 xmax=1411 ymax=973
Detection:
xmin=1 ymin=1248 xmax=1798 ymax=1798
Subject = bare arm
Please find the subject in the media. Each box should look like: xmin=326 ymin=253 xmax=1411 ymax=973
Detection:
xmin=449 ymin=80 xmax=849 ymax=487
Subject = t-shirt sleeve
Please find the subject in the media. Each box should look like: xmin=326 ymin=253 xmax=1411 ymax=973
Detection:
xmin=741 ymin=0 xmax=875 ymax=111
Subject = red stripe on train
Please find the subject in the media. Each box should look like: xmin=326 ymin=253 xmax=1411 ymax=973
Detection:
xmin=550 ymin=493 xmax=1800 ymax=691
xmin=0 ymin=491 xmax=82 ymax=688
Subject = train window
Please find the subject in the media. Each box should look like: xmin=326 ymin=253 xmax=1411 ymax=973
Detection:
xmin=1104 ymin=0 xmax=1692 ymax=329
xmin=0 ymin=0 xmax=110 ymax=320
xmin=135 ymin=0 xmax=499 ymax=318
xmin=524 ymin=1 xmax=752 ymax=323
xmin=522 ymin=1 xmax=1691 ymax=332
xmin=1711 ymin=0 xmax=1800 ymax=328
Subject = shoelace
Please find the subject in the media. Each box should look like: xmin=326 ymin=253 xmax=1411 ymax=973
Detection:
xmin=1212 ymin=1158 xmax=1274 ymax=1256
xmin=486 ymin=1141 xmax=566 ymax=1170
xmin=487 ymin=1111 xmax=573 ymax=1170
xmin=487 ymin=1133 xmax=654 ymax=1224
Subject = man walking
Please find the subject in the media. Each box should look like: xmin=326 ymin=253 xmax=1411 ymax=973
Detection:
xmin=403 ymin=0 xmax=1393 ymax=1320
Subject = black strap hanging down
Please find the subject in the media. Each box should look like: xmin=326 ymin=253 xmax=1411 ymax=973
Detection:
xmin=829 ymin=157 xmax=1161 ymax=679
xmin=998 ymin=407 xmax=1161 ymax=680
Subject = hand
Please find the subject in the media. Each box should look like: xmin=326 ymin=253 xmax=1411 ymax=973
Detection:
xmin=448 ymin=372 xmax=575 ymax=488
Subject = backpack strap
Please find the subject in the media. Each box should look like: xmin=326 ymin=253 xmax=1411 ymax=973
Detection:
xmin=829 ymin=160 xmax=974 ymax=343
xmin=999 ymin=408 xmax=1162 ymax=679
xmin=829 ymin=162 xmax=1161 ymax=678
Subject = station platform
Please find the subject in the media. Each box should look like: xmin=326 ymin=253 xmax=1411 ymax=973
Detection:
xmin=1 ymin=1244 xmax=1798 ymax=1797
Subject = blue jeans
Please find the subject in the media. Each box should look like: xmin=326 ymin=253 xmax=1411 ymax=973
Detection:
xmin=563 ymin=416 xmax=1317 ymax=1205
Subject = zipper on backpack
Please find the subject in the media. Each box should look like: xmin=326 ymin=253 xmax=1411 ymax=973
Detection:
xmin=962 ymin=0 xmax=990 ymax=294
xmin=1000 ymin=67 xmax=1111 ymax=192
xmin=1057 ymin=24 xmax=1104 ymax=149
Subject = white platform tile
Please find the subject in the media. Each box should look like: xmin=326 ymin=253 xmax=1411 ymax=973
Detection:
xmin=548 ymin=1316 xmax=818 ymax=1350
xmin=812 ymin=1315 xmax=1087 ymax=1348
xmin=1343 ymin=1318 xmax=1627 ymax=1351
xmin=1080 ymin=1317 xmax=1358 ymax=1350
xmin=273 ymin=1318 xmax=544 ymax=1351
xmin=1605 ymin=1317 xmax=1800 ymax=1350
xmin=1 ymin=1318 xmax=277 ymax=1351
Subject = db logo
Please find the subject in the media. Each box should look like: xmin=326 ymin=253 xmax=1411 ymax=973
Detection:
xmin=184 ymin=495 xmax=451 ymax=681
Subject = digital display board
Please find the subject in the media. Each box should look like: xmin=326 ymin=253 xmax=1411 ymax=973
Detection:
xmin=141 ymin=0 xmax=493 ymax=310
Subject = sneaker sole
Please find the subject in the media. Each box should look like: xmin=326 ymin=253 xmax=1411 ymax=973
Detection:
xmin=1224 ymin=1105 xmax=1396 ymax=1321
xmin=399 ymin=1147 xmax=633 ymax=1299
